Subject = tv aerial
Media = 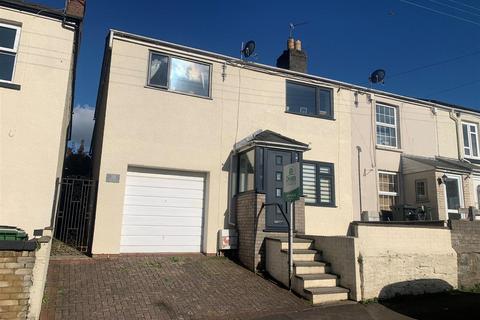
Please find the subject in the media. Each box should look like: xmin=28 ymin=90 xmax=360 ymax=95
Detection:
xmin=289 ymin=21 xmax=308 ymax=38
xmin=240 ymin=40 xmax=257 ymax=61
xmin=369 ymin=69 xmax=386 ymax=85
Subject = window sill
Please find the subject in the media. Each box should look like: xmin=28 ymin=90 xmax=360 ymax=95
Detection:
xmin=305 ymin=203 xmax=337 ymax=208
xmin=0 ymin=81 xmax=20 ymax=91
xmin=376 ymin=145 xmax=403 ymax=153
xmin=144 ymin=85 xmax=212 ymax=100
xmin=285 ymin=111 xmax=335 ymax=121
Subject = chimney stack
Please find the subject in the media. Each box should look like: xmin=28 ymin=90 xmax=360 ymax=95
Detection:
xmin=276 ymin=37 xmax=307 ymax=73
xmin=65 ymin=0 xmax=86 ymax=19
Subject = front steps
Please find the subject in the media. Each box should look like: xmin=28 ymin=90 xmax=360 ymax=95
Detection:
xmin=266 ymin=237 xmax=349 ymax=305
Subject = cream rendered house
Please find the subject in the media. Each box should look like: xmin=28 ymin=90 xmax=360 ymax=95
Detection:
xmin=351 ymin=93 xmax=480 ymax=222
xmin=0 ymin=0 xmax=84 ymax=239
xmin=91 ymin=30 xmax=480 ymax=257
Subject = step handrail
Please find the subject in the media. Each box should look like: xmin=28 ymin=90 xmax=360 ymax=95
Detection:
xmin=257 ymin=202 xmax=293 ymax=290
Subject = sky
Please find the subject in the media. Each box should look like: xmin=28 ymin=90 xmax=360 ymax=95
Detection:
xmin=38 ymin=0 xmax=480 ymax=151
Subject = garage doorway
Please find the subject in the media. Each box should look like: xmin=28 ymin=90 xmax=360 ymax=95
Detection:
xmin=120 ymin=167 xmax=206 ymax=253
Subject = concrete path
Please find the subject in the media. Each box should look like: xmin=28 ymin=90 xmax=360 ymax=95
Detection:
xmin=254 ymin=302 xmax=413 ymax=320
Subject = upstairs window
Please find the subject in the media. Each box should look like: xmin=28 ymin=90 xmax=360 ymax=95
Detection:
xmin=0 ymin=23 xmax=21 ymax=82
xmin=302 ymin=161 xmax=335 ymax=206
xmin=462 ymin=122 xmax=479 ymax=158
xmin=376 ymin=104 xmax=398 ymax=148
xmin=286 ymin=81 xmax=333 ymax=118
xmin=147 ymin=52 xmax=211 ymax=98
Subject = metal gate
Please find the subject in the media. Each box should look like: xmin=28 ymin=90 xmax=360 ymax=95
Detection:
xmin=54 ymin=177 xmax=97 ymax=254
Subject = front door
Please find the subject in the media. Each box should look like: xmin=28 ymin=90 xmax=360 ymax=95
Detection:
xmin=444 ymin=174 xmax=464 ymax=218
xmin=265 ymin=149 xmax=293 ymax=230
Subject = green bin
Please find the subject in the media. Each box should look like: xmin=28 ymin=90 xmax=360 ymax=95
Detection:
xmin=0 ymin=226 xmax=28 ymax=241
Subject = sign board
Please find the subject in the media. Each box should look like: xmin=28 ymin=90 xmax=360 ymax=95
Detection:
xmin=283 ymin=162 xmax=301 ymax=202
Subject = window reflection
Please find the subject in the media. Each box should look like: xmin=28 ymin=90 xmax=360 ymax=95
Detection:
xmin=169 ymin=57 xmax=210 ymax=97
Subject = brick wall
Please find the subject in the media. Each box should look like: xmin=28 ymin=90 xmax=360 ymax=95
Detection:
xmin=0 ymin=251 xmax=35 ymax=320
xmin=235 ymin=191 xmax=305 ymax=272
xmin=450 ymin=220 xmax=480 ymax=289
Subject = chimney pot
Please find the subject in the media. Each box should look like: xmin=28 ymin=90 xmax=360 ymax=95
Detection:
xmin=287 ymin=38 xmax=295 ymax=50
xmin=66 ymin=0 xmax=86 ymax=19
xmin=294 ymin=40 xmax=302 ymax=51
xmin=276 ymin=38 xmax=307 ymax=73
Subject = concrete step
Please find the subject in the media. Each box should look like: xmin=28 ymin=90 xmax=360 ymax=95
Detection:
xmin=294 ymin=273 xmax=338 ymax=288
xmin=304 ymin=286 xmax=350 ymax=305
xmin=294 ymin=261 xmax=329 ymax=274
xmin=281 ymin=249 xmax=322 ymax=261
xmin=280 ymin=238 xmax=313 ymax=250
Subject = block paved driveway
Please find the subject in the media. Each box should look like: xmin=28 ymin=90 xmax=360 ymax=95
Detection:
xmin=40 ymin=255 xmax=310 ymax=320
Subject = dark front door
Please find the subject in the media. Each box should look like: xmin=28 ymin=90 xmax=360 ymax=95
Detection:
xmin=265 ymin=149 xmax=293 ymax=230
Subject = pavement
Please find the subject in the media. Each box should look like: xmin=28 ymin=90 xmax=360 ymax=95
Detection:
xmin=40 ymin=255 xmax=309 ymax=320
xmin=40 ymin=252 xmax=480 ymax=320
xmin=253 ymin=302 xmax=413 ymax=320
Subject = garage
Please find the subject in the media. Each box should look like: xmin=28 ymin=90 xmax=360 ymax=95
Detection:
xmin=120 ymin=168 xmax=205 ymax=253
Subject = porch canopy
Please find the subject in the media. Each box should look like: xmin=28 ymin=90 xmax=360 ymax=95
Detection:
xmin=234 ymin=129 xmax=310 ymax=153
xmin=402 ymin=154 xmax=480 ymax=175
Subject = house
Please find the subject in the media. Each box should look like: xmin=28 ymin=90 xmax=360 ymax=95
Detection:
xmin=90 ymin=29 xmax=480 ymax=302
xmin=0 ymin=0 xmax=84 ymax=238
xmin=0 ymin=0 xmax=85 ymax=317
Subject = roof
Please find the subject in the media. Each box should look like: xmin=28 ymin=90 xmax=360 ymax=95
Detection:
xmin=110 ymin=29 xmax=480 ymax=116
xmin=402 ymin=154 xmax=480 ymax=173
xmin=420 ymin=99 xmax=479 ymax=114
xmin=0 ymin=0 xmax=82 ymax=22
xmin=234 ymin=130 xmax=310 ymax=152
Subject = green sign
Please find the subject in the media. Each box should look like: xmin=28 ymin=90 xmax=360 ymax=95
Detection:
xmin=283 ymin=162 xmax=301 ymax=202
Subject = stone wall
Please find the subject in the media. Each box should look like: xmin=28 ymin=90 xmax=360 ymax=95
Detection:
xmin=354 ymin=223 xmax=458 ymax=300
xmin=235 ymin=191 xmax=305 ymax=272
xmin=0 ymin=251 xmax=35 ymax=320
xmin=450 ymin=220 xmax=480 ymax=289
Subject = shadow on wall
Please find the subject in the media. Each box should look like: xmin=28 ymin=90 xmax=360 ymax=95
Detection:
xmin=379 ymin=289 xmax=480 ymax=320
xmin=378 ymin=279 xmax=453 ymax=300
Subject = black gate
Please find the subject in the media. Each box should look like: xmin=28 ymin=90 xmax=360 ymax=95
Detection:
xmin=54 ymin=177 xmax=97 ymax=254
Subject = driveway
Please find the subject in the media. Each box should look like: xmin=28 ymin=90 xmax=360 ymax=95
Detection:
xmin=40 ymin=255 xmax=309 ymax=320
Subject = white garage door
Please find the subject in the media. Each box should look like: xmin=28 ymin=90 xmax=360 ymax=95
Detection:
xmin=120 ymin=168 xmax=205 ymax=253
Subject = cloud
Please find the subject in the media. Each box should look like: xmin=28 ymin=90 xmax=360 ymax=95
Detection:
xmin=69 ymin=104 xmax=95 ymax=152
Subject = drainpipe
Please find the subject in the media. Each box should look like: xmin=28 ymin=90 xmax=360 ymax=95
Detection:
xmin=356 ymin=146 xmax=363 ymax=215
xmin=449 ymin=110 xmax=463 ymax=160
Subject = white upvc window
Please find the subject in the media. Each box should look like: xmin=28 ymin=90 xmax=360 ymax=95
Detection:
xmin=0 ymin=23 xmax=21 ymax=83
xmin=378 ymin=171 xmax=398 ymax=211
xmin=376 ymin=104 xmax=398 ymax=148
xmin=462 ymin=122 xmax=479 ymax=158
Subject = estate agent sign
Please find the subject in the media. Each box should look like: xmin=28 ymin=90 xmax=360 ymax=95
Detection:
xmin=283 ymin=162 xmax=301 ymax=202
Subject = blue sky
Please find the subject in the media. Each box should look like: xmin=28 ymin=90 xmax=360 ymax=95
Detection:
xmin=40 ymin=0 xmax=480 ymax=148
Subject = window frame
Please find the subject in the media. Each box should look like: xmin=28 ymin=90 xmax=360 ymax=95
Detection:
xmin=378 ymin=171 xmax=399 ymax=211
xmin=415 ymin=179 xmax=428 ymax=203
xmin=0 ymin=22 xmax=21 ymax=83
xmin=285 ymin=80 xmax=334 ymax=120
xmin=302 ymin=161 xmax=336 ymax=207
xmin=236 ymin=147 xmax=256 ymax=194
xmin=375 ymin=103 xmax=398 ymax=149
xmin=462 ymin=121 xmax=480 ymax=159
xmin=146 ymin=50 xmax=212 ymax=99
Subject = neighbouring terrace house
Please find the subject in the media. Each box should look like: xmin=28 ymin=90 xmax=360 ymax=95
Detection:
xmin=0 ymin=0 xmax=84 ymax=318
xmin=90 ymin=30 xmax=480 ymax=303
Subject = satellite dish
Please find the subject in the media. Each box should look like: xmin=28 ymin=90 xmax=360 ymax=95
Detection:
xmin=241 ymin=40 xmax=256 ymax=58
xmin=369 ymin=69 xmax=386 ymax=84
